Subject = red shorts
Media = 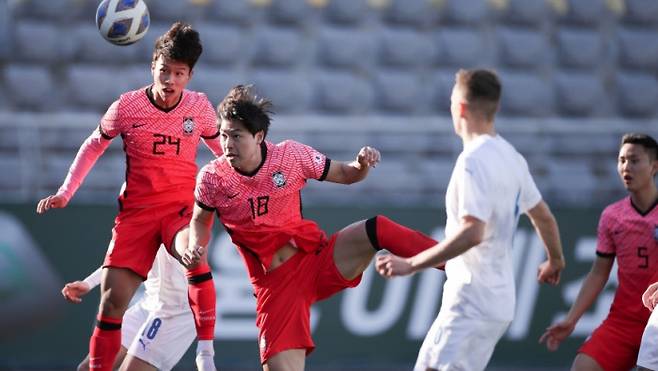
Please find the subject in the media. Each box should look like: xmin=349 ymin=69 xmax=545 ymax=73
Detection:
xmin=103 ymin=202 xmax=192 ymax=279
xmin=579 ymin=316 xmax=645 ymax=371
xmin=252 ymin=234 xmax=361 ymax=363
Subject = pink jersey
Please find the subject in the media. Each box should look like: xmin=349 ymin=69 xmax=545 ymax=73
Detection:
xmin=100 ymin=87 xmax=220 ymax=209
xmin=597 ymin=196 xmax=658 ymax=323
xmin=195 ymin=140 xmax=331 ymax=276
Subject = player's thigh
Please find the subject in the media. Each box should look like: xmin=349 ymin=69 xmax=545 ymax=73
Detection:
xmin=119 ymin=354 xmax=157 ymax=371
xmin=126 ymin=312 xmax=196 ymax=371
xmin=121 ymin=304 xmax=149 ymax=351
xmin=263 ymin=349 xmax=305 ymax=371
xmin=332 ymin=220 xmax=376 ymax=280
xmin=99 ymin=268 xmax=143 ymax=316
xmin=415 ymin=314 xmax=508 ymax=371
xmin=572 ymin=353 xmax=604 ymax=371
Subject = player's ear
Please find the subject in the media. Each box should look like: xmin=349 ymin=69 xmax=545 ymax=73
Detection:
xmin=255 ymin=130 xmax=264 ymax=144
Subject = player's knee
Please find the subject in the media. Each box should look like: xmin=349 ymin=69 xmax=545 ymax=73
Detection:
xmin=76 ymin=360 xmax=89 ymax=371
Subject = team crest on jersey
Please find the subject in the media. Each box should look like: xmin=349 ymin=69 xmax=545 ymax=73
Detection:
xmin=183 ymin=117 xmax=194 ymax=136
xmin=272 ymin=171 xmax=286 ymax=188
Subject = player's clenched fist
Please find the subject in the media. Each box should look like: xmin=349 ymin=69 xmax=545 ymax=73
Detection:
xmin=376 ymin=253 xmax=414 ymax=277
xmin=356 ymin=146 xmax=381 ymax=168
xmin=182 ymin=244 xmax=205 ymax=268
xmin=36 ymin=194 xmax=69 ymax=214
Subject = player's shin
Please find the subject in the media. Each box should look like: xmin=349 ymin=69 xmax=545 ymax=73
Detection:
xmin=366 ymin=215 xmax=439 ymax=258
xmin=186 ymin=264 xmax=216 ymax=340
xmin=89 ymin=315 xmax=122 ymax=371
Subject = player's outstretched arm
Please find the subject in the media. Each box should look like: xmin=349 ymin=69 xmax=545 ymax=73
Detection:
xmin=324 ymin=146 xmax=380 ymax=185
xmin=61 ymin=267 xmax=102 ymax=303
xmin=36 ymin=127 xmax=112 ymax=214
xmin=539 ymin=256 xmax=613 ymax=351
xmin=526 ymin=201 xmax=565 ymax=285
xmin=182 ymin=204 xmax=214 ymax=268
xmin=376 ymin=215 xmax=484 ymax=277
xmin=643 ymin=281 xmax=658 ymax=311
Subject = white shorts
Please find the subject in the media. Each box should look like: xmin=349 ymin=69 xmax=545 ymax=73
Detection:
xmin=121 ymin=303 xmax=196 ymax=371
xmin=414 ymin=312 xmax=510 ymax=371
xmin=638 ymin=308 xmax=658 ymax=370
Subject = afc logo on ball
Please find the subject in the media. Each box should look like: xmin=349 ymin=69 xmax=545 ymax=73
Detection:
xmin=183 ymin=117 xmax=194 ymax=136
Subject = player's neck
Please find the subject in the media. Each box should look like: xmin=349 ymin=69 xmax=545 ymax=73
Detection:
xmin=629 ymin=184 xmax=658 ymax=214
xmin=460 ymin=121 xmax=496 ymax=145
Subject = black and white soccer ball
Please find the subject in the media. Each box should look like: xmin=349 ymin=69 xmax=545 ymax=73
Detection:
xmin=96 ymin=0 xmax=150 ymax=46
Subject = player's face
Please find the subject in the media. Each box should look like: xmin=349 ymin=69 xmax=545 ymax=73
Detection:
xmin=150 ymin=55 xmax=192 ymax=108
xmin=450 ymin=84 xmax=466 ymax=135
xmin=617 ymin=143 xmax=657 ymax=192
xmin=219 ymin=118 xmax=264 ymax=173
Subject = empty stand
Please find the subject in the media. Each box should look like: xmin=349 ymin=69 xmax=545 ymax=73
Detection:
xmin=436 ymin=28 xmax=487 ymax=67
xmin=4 ymin=65 xmax=56 ymax=110
xmin=195 ymin=24 xmax=244 ymax=66
xmin=497 ymin=27 xmax=548 ymax=69
xmin=381 ymin=0 xmax=440 ymax=28
xmin=316 ymin=26 xmax=375 ymax=69
xmin=312 ymin=71 xmax=374 ymax=114
xmin=622 ymin=0 xmax=658 ymax=24
xmin=373 ymin=70 xmax=427 ymax=113
xmin=441 ymin=0 xmax=489 ymax=25
xmin=496 ymin=0 xmax=548 ymax=27
xmin=323 ymin=0 xmax=368 ymax=25
xmin=250 ymin=27 xmax=304 ymax=67
xmin=554 ymin=72 xmax=605 ymax=116
xmin=616 ymin=71 xmax=658 ymax=117
xmin=555 ymin=0 xmax=609 ymax=26
xmin=378 ymin=28 xmax=436 ymax=68
xmin=250 ymin=70 xmax=313 ymax=113
xmin=498 ymin=72 xmax=554 ymax=116
xmin=269 ymin=0 xmax=312 ymax=25
xmin=14 ymin=21 xmax=73 ymax=63
xmin=66 ymin=65 xmax=130 ymax=109
xmin=556 ymin=28 xmax=605 ymax=69
xmin=616 ymin=26 xmax=658 ymax=70
xmin=187 ymin=66 xmax=246 ymax=106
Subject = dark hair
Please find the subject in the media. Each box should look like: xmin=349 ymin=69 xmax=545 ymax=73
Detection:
xmin=455 ymin=69 xmax=501 ymax=121
xmin=621 ymin=133 xmax=658 ymax=161
xmin=152 ymin=22 xmax=202 ymax=70
xmin=217 ymin=85 xmax=273 ymax=138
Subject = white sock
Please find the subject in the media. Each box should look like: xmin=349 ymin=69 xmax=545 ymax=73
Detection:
xmin=196 ymin=340 xmax=214 ymax=355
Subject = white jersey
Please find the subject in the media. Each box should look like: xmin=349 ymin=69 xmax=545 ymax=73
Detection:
xmin=140 ymin=248 xmax=189 ymax=315
xmin=442 ymin=134 xmax=541 ymax=322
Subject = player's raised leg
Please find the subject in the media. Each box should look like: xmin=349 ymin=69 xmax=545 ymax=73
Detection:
xmin=332 ymin=215 xmax=439 ymax=280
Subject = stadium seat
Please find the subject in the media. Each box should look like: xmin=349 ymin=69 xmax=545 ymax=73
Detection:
xmin=12 ymin=0 xmax=87 ymax=21
xmin=556 ymin=28 xmax=604 ymax=68
xmin=72 ymin=23 xmax=142 ymax=64
xmin=378 ymin=28 xmax=437 ymax=68
xmin=4 ymin=65 xmax=56 ymax=110
xmin=14 ymin=21 xmax=73 ymax=62
xmin=250 ymin=27 xmax=304 ymax=67
xmin=498 ymin=71 xmax=554 ymax=116
xmin=312 ymin=71 xmax=374 ymax=114
xmin=373 ymin=70 xmax=427 ymax=113
xmin=195 ymin=24 xmax=244 ymax=66
xmin=0 ymin=0 xmax=10 ymax=60
xmin=249 ymin=70 xmax=313 ymax=113
xmin=323 ymin=0 xmax=368 ymax=25
xmin=545 ymin=160 xmax=597 ymax=205
xmin=622 ymin=0 xmax=658 ymax=24
xmin=316 ymin=26 xmax=375 ymax=69
xmin=616 ymin=27 xmax=658 ymax=70
xmin=208 ymin=0 xmax=255 ymax=24
xmin=148 ymin=0 xmax=206 ymax=21
xmin=381 ymin=0 xmax=440 ymax=27
xmin=497 ymin=27 xmax=548 ymax=69
xmin=554 ymin=72 xmax=605 ymax=116
xmin=436 ymin=28 xmax=486 ymax=67
xmin=269 ymin=0 xmax=312 ymax=25
xmin=496 ymin=0 xmax=548 ymax=26
xmin=616 ymin=71 xmax=658 ymax=117
xmin=441 ymin=0 xmax=489 ymax=25
xmin=66 ymin=65 xmax=128 ymax=110
xmin=429 ymin=69 xmax=459 ymax=113
xmin=186 ymin=66 xmax=246 ymax=106
xmin=556 ymin=0 xmax=608 ymax=26
xmin=136 ymin=22 xmax=170 ymax=61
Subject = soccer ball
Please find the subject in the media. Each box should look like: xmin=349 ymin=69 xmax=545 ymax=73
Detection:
xmin=96 ymin=0 xmax=150 ymax=46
